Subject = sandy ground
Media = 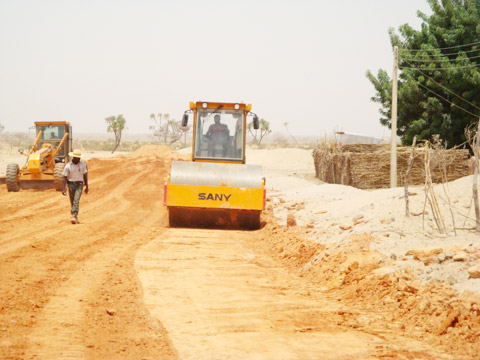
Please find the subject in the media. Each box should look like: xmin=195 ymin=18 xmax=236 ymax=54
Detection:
xmin=0 ymin=145 xmax=479 ymax=359
xmin=243 ymin=148 xmax=480 ymax=296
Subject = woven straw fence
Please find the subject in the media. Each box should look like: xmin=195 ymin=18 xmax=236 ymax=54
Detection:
xmin=313 ymin=143 xmax=470 ymax=189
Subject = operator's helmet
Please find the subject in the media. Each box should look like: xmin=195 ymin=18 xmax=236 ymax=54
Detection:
xmin=214 ymin=114 xmax=221 ymax=123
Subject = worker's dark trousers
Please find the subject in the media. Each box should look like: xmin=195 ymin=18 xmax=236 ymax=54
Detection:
xmin=67 ymin=182 xmax=83 ymax=216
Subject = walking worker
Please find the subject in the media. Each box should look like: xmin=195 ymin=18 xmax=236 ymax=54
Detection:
xmin=62 ymin=149 xmax=89 ymax=224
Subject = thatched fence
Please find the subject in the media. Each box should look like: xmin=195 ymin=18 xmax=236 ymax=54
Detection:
xmin=313 ymin=143 xmax=470 ymax=189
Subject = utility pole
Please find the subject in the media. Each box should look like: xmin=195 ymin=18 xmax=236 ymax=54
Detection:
xmin=390 ymin=46 xmax=398 ymax=188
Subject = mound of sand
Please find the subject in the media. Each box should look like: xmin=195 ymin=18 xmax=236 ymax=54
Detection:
xmin=124 ymin=145 xmax=189 ymax=162
xmin=128 ymin=145 xmax=174 ymax=157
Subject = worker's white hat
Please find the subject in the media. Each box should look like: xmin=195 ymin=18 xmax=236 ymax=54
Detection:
xmin=68 ymin=149 xmax=83 ymax=158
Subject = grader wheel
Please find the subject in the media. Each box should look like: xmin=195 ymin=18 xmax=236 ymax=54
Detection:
xmin=54 ymin=162 xmax=65 ymax=191
xmin=6 ymin=163 xmax=20 ymax=192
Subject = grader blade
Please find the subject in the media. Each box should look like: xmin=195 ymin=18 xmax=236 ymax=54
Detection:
xmin=19 ymin=180 xmax=54 ymax=190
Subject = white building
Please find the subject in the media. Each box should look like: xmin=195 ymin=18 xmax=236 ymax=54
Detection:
xmin=335 ymin=131 xmax=389 ymax=145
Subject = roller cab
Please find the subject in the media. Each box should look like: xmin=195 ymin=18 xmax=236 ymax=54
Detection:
xmin=165 ymin=101 xmax=265 ymax=229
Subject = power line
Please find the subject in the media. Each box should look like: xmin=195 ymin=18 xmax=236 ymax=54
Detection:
xmin=399 ymin=47 xmax=480 ymax=57
xmin=416 ymin=81 xmax=479 ymax=118
xmin=400 ymin=63 xmax=480 ymax=71
xmin=400 ymin=53 xmax=480 ymax=63
xmin=399 ymin=39 xmax=480 ymax=52
xmin=403 ymin=71 xmax=479 ymax=118
xmin=402 ymin=59 xmax=480 ymax=112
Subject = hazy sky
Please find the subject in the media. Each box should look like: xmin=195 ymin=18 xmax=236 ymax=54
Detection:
xmin=0 ymin=0 xmax=431 ymax=138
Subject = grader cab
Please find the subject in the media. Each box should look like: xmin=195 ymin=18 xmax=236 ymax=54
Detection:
xmin=4 ymin=121 xmax=72 ymax=191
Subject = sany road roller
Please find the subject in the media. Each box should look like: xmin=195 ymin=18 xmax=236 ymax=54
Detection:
xmin=164 ymin=101 xmax=265 ymax=229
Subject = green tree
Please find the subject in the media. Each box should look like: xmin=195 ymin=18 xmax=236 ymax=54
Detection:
xmin=247 ymin=118 xmax=272 ymax=148
xmin=105 ymin=115 xmax=126 ymax=153
xmin=367 ymin=0 xmax=480 ymax=146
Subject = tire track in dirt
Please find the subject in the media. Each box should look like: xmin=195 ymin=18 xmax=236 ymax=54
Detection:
xmin=26 ymin=231 xmax=148 ymax=359
xmin=0 ymin=150 xmax=178 ymax=360
xmin=0 ymin=194 xmax=60 ymax=222
xmin=0 ymin=158 xmax=158 ymax=256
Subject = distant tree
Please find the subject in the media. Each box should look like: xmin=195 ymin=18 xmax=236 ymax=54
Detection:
xmin=105 ymin=115 xmax=126 ymax=153
xmin=0 ymin=123 xmax=4 ymax=135
xmin=283 ymin=122 xmax=298 ymax=144
xmin=5 ymin=133 xmax=31 ymax=155
xmin=150 ymin=113 xmax=183 ymax=146
xmin=272 ymin=132 xmax=289 ymax=147
xmin=247 ymin=118 xmax=272 ymax=148
xmin=180 ymin=125 xmax=191 ymax=147
xmin=366 ymin=0 xmax=480 ymax=146
xmin=150 ymin=113 xmax=161 ymax=128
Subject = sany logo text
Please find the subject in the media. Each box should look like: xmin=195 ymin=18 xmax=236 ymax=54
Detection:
xmin=198 ymin=193 xmax=232 ymax=201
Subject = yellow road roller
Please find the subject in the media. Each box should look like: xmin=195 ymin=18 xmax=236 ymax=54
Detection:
xmin=164 ymin=101 xmax=265 ymax=229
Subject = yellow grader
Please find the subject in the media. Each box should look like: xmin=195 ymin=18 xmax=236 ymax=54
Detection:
xmin=3 ymin=121 xmax=72 ymax=191
xmin=164 ymin=101 xmax=265 ymax=229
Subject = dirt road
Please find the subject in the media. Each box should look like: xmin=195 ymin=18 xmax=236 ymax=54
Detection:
xmin=0 ymin=147 xmax=476 ymax=359
xmin=0 ymin=152 xmax=177 ymax=359
xmin=136 ymin=228 xmax=449 ymax=359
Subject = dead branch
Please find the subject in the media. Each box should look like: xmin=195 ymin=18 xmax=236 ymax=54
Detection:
xmin=473 ymin=120 xmax=480 ymax=232
xmin=462 ymin=196 xmax=473 ymax=228
xmin=436 ymin=138 xmax=457 ymax=235
xmin=404 ymin=136 xmax=416 ymax=217
xmin=422 ymin=141 xmax=446 ymax=234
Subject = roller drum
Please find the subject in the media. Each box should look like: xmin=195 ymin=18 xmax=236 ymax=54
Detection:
xmin=169 ymin=161 xmax=263 ymax=188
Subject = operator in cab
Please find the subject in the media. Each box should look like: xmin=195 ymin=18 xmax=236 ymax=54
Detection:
xmin=205 ymin=114 xmax=230 ymax=157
